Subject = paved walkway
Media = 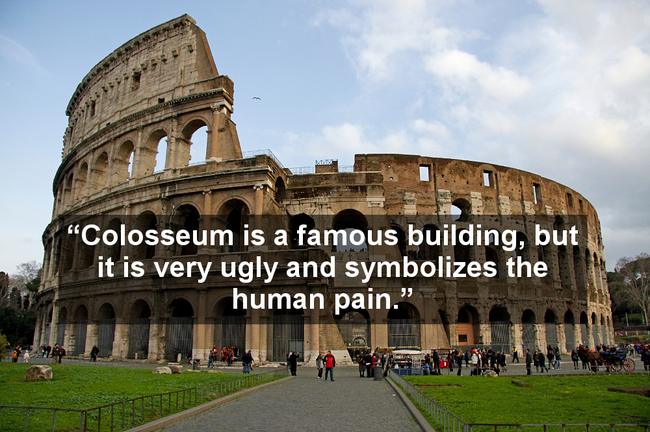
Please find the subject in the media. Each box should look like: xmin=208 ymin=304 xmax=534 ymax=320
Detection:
xmin=158 ymin=367 xmax=422 ymax=431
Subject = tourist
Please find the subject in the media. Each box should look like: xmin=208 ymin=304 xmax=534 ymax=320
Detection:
xmin=58 ymin=346 xmax=65 ymax=363
xmin=46 ymin=345 xmax=51 ymax=358
xmin=289 ymin=351 xmax=299 ymax=376
xmin=464 ymin=350 xmax=470 ymax=368
xmin=208 ymin=349 xmax=215 ymax=368
xmin=364 ymin=352 xmax=372 ymax=377
xmin=356 ymin=354 xmax=364 ymax=377
xmin=512 ymin=346 xmax=519 ymax=363
xmin=324 ymin=350 xmax=335 ymax=381
xmin=641 ymin=347 xmax=649 ymax=371
xmin=456 ymin=349 xmax=463 ymax=376
xmin=525 ymin=349 xmax=532 ymax=375
xmin=547 ymin=348 xmax=555 ymax=370
xmin=470 ymin=351 xmax=479 ymax=376
xmin=286 ymin=352 xmax=292 ymax=372
xmin=91 ymin=345 xmax=99 ymax=362
xmin=51 ymin=344 xmax=59 ymax=364
xmin=571 ymin=349 xmax=579 ymax=369
xmin=23 ymin=349 xmax=30 ymax=363
xmin=432 ymin=349 xmax=440 ymax=375
xmin=538 ymin=350 xmax=548 ymax=373
xmin=317 ymin=354 xmax=324 ymax=378
xmin=242 ymin=350 xmax=253 ymax=374
xmin=554 ymin=347 xmax=561 ymax=370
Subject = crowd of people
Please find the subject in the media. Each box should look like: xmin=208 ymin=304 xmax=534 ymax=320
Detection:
xmin=207 ymin=345 xmax=239 ymax=368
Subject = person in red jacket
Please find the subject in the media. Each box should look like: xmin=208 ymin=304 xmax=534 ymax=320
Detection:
xmin=323 ymin=350 xmax=336 ymax=381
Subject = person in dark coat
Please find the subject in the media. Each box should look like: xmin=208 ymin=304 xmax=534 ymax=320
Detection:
xmin=538 ymin=350 xmax=548 ymax=373
xmin=91 ymin=345 xmax=99 ymax=362
xmin=525 ymin=349 xmax=532 ymax=375
xmin=289 ymin=351 xmax=299 ymax=376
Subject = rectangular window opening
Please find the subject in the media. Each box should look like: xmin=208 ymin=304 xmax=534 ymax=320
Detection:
xmin=483 ymin=170 xmax=493 ymax=187
xmin=158 ymin=97 xmax=165 ymax=104
xmin=132 ymin=72 xmax=141 ymax=91
xmin=579 ymin=199 xmax=584 ymax=212
xmin=90 ymin=101 xmax=95 ymax=117
xmin=533 ymin=183 xmax=542 ymax=205
xmin=419 ymin=165 xmax=430 ymax=181
xmin=566 ymin=192 xmax=574 ymax=208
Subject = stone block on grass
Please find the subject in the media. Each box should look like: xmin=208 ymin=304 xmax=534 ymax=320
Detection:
xmin=169 ymin=365 xmax=183 ymax=374
xmin=25 ymin=365 xmax=52 ymax=381
xmin=153 ymin=367 xmax=172 ymax=374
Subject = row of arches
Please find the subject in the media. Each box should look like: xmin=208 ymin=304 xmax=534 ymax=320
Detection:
xmin=456 ymin=306 xmax=612 ymax=352
xmin=56 ymin=119 xmax=209 ymax=213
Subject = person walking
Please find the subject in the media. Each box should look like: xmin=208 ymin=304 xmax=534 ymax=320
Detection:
xmin=456 ymin=349 xmax=463 ymax=376
xmin=512 ymin=346 xmax=520 ymax=363
xmin=356 ymin=355 xmax=364 ymax=377
xmin=471 ymin=351 xmax=479 ymax=376
xmin=571 ymin=349 xmax=579 ymax=369
xmin=91 ymin=345 xmax=99 ymax=362
xmin=432 ymin=349 xmax=441 ymax=375
xmin=51 ymin=344 xmax=59 ymax=364
xmin=324 ymin=350 xmax=335 ymax=381
xmin=316 ymin=354 xmax=324 ymax=379
xmin=525 ymin=349 xmax=532 ymax=375
xmin=538 ymin=350 xmax=548 ymax=373
xmin=23 ymin=349 xmax=30 ymax=363
xmin=289 ymin=351 xmax=299 ymax=376
xmin=242 ymin=350 xmax=253 ymax=374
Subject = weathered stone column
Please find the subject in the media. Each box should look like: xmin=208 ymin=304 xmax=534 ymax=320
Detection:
xmin=112 ymin=317 xmax=128 ymax=360
xmin=194 ymin=289 xmax=208 ymax=361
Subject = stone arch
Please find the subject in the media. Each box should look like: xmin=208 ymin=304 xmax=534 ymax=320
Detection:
xmin=74 ymin=162 xmax=89 ymax=201
xmin=78 ymin=221 xmax=96 ymax=269
xmin=217 ymin=199 xmax=250 ymax=252
xmin=56 ymin=307 xmax=68 ymax=346
xmin=579 ymin=311 xmax=589 ymax=346
xmin=573 ymin=245 xmax=586 ymax=297
xmin=91 ymin=152 xmax=109 ymax=192
xmin=180 ymin=118 xmax=210 ymax=167
xmin=513 ymin=232 xmax=530 ymax=261
xmin=114 ymin=140 xmax=135 ymax=184
xmin=521 ymin=309 xmax=537 ymax=353
xmin=489 ymin=306 xmax=511 ymax=353
xmin=142 ymin=129 xmax=168 ymax=176
xmin=418 ymin=224 xmax=441 ymax=260
xmin=97 ymin=303 xmax=116 ymax=357
xmin=591 ymin=312 xmax=601 ymax=346
xmin=213 ymin=296 xmax=246 ymax=355
xmin=173 ymin=204 xmax=200 ymax=256
xmin=128 ymin=299 xmax=151 ymax=359
xmin=544 ymin=309 xmax=558 ymax=349
xmin=165 ymin=298 xmax=194 ymax=361
xmin=289 ymin=213 xmax=315 ymax=249
xmin=274 ymin=177 xmax=286 ymax=202
xmin=564 ymin=310 xmax=576 ymax=351
xmin=457 ymin=305 xmax=479 ymax=346
xmin=73 ymin=304 xmax=88 ymax=355
xmin=272 ymin=305 xmax=304 ymax=361
xmin=387 ymin=302 xmax=421 ymax=348
xmin=60 ymin=229 xmax=76 ymax=273
xmin=133 ymin=211 xmax=157 ymax=260
xmin=63 ymin=172 xmax=74 ymax=208
xmin=451 ymin=198 xmax=471 ymax=222
xmin=105 ymin=218 xmax=123 ymax=263
xmin=332 ymin=209 xmax=369 ymax=252
xmin=335 ymin=307 xmax=371 ymax=349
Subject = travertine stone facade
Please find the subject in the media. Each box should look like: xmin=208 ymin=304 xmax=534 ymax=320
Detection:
xmin=34 ymin=15 xmax=613 ymax=365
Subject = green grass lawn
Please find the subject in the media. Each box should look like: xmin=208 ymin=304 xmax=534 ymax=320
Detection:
xmin=0 ymin=363 xmax=277 ymax=431
xmin=404 ymin=374 xmax=650 ymax=427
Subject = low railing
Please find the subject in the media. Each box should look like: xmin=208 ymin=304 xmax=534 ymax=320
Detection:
xmin=388 ymin=370 xmax=649 ymax=432
xmin=0 ymin=368 xmax=288 ymax=432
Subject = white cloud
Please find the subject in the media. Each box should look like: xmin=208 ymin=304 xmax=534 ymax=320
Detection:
xmin=0 ymin=34 xmax=48 ymax=76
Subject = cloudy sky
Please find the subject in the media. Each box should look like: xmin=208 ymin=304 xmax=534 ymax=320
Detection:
xmin=0 ymin=0 xmax=649 ymax=273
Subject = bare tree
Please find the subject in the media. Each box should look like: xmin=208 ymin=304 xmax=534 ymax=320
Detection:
xmin=615 ymin=253 xmax=650 ymax=326
xmin=7 ymin=261 xmax=42 ymax=310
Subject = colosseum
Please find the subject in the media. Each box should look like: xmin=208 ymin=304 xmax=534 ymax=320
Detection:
xmin=33 ymin=15 xmax=613 ymax=364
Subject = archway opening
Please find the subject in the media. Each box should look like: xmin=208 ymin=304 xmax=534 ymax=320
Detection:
xmin=174 ymin=205 xmax=200 ymax=256
xmin=564 ymin=310 xmax=575 ymax=352
xmin=73 ymin=305 xmax=88 ymax=356
xmin=213 ymin=297 xmax=246 ymax=357
xmin=332 ymin=209 xmax=369 ymax=252
xmin=165 ymin=299 xmax=194 ymax=361
xmin=128 ymin=300 xmax=151 ymax=359
xmin=272 ymin=307 xmax=304 ymax=361
xmin=387 ymin=302 xmax=420 ymax=348
xmin=457 ymin=306 xmax=478 ymax=346
xmin=544 ymin=309 xmax=558 ymax=350
xmin=335 ymin=308 xmax=371 ymax=351
xmin=56 ymin=307 xmax=67 ymax=347
xmin=522 ymin=309 xmax=536 ymax=354
xmin=289 ymin=214 xmax=315 ymax=249
xmin=489 ymin=306 xmax=511 ymax=353
xmin=97 ymin=303 xmax=116 ymax=358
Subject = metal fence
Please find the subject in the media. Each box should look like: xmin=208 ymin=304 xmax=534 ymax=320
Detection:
xmin=389 ymin=370 xmax=649 ymax=432
xmin=0 ymin=368 xmax=288 ymax=432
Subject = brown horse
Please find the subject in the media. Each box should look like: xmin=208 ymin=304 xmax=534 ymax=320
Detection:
xmin=577 ymin=346 xmax=601 ymax=372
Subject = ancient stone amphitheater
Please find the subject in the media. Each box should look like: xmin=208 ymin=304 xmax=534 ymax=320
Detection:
xmin=33 ymin=15 xmax=613 ymax=364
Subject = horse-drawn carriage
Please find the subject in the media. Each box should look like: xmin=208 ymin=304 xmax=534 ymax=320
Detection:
xmin=578 ymin=346 xmax=635 ymax=372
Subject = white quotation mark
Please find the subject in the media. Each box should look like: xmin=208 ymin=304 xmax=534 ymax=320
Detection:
xmin=394 ymin=287 xmax=413 ymax=308
xmin=68 ymin=224 xmax=80 ymax=234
